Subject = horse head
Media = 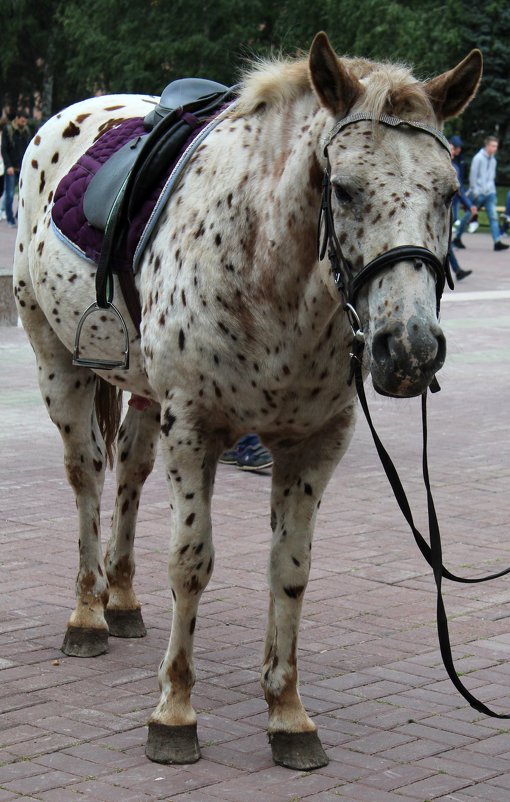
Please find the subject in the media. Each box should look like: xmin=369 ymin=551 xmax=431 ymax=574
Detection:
xmin=310 ymin=33 xmax=482 ymax=397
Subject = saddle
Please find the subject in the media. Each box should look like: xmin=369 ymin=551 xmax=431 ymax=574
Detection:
xmin=74 ymin=78 xmax=237 ymax=369
xmin=83 ymin=78 xmax=233 ymax=232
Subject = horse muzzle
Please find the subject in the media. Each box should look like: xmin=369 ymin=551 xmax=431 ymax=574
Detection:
xmin=369 ymin=315 xmax=446 ymax=398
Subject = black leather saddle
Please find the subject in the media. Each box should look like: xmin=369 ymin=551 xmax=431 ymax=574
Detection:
xmin=82 ymin=78 xmax=237 ymax=332
xmin=83 ymin=78 xmax=234 ymax=233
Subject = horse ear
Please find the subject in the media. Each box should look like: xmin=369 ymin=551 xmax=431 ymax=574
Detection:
xmin=309 ymin=31 xmax=363 ymax=117
xmin=425 ymin=49 xmax=483 ymax=122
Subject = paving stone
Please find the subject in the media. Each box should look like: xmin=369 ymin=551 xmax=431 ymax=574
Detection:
xmin=2 ymin=233 xmax=510 ymax=801
xmin=1 ymin=769 xmax=82 ymax=795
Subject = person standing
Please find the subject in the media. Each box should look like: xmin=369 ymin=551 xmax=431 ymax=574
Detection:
xmin=449 ymin=140 xmax=476 ymax=279
xmin=453 ymin=135 xmax=509 ymax=252
xmin=449 ymin=136 xmax=468 ymax=225
xmin=1 ymin=110 xmax=31 ymax=227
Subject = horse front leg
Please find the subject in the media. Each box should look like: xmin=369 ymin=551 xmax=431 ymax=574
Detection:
xmin=145 ymin=405 xmax=222 ymax=764
xmin=262 ymin=407 xmax=356 ymax=770
xmin=104 ymin=400 xmax=161 ymax=637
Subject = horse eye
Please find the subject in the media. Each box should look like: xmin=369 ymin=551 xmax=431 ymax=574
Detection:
xmin=333 ymin=184 xmax=353 ymax=204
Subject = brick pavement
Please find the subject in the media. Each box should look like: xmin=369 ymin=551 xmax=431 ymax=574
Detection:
xmin=1 ymin=229 xmax=510 ymax=801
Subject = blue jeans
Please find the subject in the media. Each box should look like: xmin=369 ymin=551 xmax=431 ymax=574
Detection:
xmin=4 ymin=171 xmax=18 ymax=225
xmin=458 ymin=192 xmax=501 ymax=243
xmin=449 ymin=245 xmax=460 ymax=274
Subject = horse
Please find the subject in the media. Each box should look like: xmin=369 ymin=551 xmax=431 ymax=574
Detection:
xmin=13 ymin=32 xmax=482 ymax=770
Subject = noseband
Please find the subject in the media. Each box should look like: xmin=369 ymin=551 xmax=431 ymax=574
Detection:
xmin=317 ymin=111 xmax=455 ymax=340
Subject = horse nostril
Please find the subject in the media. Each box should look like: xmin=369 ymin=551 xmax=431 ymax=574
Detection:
xmin=435 ymin=331 xmax=446 ymax=369
xmin=371 ymin=330 xmax=394 ymax=369
xmin=371 ymin=323 xmax=445 ymax=376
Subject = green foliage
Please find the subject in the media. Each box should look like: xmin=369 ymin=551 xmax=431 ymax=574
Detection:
xmin=0 ymin=0 xmax=66 ymax=111
xmin=457 ymin=0 xmax=510 ymax=180
xmin=0 ymin=0 xmax=508 ymax=181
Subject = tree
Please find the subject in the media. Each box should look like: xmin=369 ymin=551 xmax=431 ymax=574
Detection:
xmin=0 ymin=0 xmax=67 ymax=117
xmin=458 ymin=1 xmax=510 ymax=181
xmin=57 ymin=0 xmax=270 ymax=95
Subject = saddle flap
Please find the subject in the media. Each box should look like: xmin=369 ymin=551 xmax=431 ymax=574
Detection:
xmin=83 ymin=134 xmax=148 ymax=230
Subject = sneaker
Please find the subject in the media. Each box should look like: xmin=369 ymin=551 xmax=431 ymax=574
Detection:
xmin=219 ymin=434 xmax=260 ymax=465
xmin=455 ymin=269 xmax=472 ymax=280
xmin=237 ymin=441 xmax=273 ymax=472
xmin=453 ymin=237 xmax=465 ymax=249
xmin=468 ymin=220 xmax=479 ymax=233
xmin=494 ymin=240 xmax=509 ymax=251
xmin=7 ymin=220 xmax=16 ymax=228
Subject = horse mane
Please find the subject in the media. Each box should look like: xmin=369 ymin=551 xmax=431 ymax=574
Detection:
xmin=233 ymin=53 xmax=435 ymax=122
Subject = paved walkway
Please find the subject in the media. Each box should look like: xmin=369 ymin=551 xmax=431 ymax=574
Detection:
xmin=1 ymin=229 xmax=510 ymax=801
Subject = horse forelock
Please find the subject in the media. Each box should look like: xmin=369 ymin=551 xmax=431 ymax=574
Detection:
xmin=234 ymin=53 xmax=435 ymax=125
xmin=357 ymin=64 xmax=436 ymax=124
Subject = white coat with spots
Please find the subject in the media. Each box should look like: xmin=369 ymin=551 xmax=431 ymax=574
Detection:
xmin=13 ymin=34 xmax=482 ymax=768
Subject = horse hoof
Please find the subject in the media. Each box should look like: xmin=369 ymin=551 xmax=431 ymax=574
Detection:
xmin=61 ymin=626 xmax=108 ymax=657
xmin=105 ymin=607 xmax=147 ymax=638
xmin=145 ymin=722 xmax=201 ymax=764
xmin=269 ymin=730 xmax=329 ymax=770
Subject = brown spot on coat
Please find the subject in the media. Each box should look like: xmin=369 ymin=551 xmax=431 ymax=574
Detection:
xmin=284 ymin=585 xmax=305 ymax=599
xmin=166 ymin=648 xmax=193 ymax=692
xmin=161 ymin=409 xmax=176 ymax=436
xmin=63 ymin=122 xmax=80 ymax=138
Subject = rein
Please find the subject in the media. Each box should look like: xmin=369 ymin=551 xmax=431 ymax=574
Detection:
xmin=320 ymin=111 xmax=510 ymax=718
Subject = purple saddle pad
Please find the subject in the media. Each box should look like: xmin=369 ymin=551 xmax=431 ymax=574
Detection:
xmin=52 ymin=118 xmax=148 ymax=270
xmin=51 ymin=114 xmax=211 ymax=272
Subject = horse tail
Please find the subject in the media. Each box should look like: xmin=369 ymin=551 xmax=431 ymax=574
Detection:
xmin=95 ymin=377 xmax=123 ymax=469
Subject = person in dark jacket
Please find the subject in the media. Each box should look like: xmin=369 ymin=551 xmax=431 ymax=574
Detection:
xmin=1 ymin=110 xmax=31 ymax=227
xmin=449 ymin=140 xmax=476 ymax=280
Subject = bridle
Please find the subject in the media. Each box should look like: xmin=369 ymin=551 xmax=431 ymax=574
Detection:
xmin=317 ymin=111 xmax=455 ymax=351
xmin=318 ymin=111 xmax=510 ymax=719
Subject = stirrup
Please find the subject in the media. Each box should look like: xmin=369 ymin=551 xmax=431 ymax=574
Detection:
xmin=72 ymin=302 xmax=130 ymax=370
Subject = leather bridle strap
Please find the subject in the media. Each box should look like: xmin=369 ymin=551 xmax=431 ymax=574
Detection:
xmin=351 ymin=245 xmax=451 ymax=315
xmin=319 ymin=111 xmax=455 ymax=316
xmin=353 ymin=358 xmax=510 ymax=718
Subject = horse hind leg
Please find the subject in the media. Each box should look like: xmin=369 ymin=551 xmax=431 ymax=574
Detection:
xmin=15 ymin=295 xmax=116 ymax=657
xmin=262 ymin=409 xmax=356 ymax=770
xmin=104 ymin=400 xmax=161 ymax=638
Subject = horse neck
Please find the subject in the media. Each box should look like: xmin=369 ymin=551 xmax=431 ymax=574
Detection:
xmin=241 ymin=95 xmax=336 ymax=319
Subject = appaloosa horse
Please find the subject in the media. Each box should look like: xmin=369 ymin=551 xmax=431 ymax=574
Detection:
xmin=13 ymin=33 xmax=482 ymax=769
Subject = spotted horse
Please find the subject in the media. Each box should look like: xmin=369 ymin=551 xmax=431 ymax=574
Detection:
xmin=13 ymin=33 xmax=482 ymax=770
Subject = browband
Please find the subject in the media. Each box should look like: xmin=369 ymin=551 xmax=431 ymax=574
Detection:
xmin=323 ymin=112 xmax=451 ymax=156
